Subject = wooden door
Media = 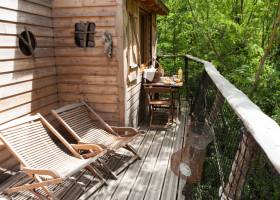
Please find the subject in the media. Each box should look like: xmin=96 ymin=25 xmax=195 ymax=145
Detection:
xmin=139 ymin=9 xmax=152 ymax=64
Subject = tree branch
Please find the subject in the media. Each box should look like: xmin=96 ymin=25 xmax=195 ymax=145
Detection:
xmin=186 ymin=0 xmax=227 ymax=67
xmin=250 ymin=1 xmax=280 ymax=95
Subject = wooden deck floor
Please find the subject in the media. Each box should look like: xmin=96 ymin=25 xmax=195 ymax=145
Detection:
xmin=0 ymin=107 xmax=188 ymax=200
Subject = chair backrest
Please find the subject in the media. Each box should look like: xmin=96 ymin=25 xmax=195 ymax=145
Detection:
xmin=52 ymin=102 xmax=117 ymax=144
xmin=0 ymin=114 xmax=81 ymax=170
xmin=144 ymin=86 xmax=173 ymax=104
xmin=144 ymin=86 xmax=173 ymax=94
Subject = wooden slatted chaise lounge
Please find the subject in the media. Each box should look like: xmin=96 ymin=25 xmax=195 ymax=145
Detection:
xmin=0 ymin=114 xmax=107 ymax=200
xmin=51 ymin=101 xmax=141 ymax=177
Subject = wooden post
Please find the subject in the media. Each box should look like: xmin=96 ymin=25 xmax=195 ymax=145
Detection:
xmin=184 ymin=56 xmax=189 ymax=101
xmin=221 ymin=131 xmax=257 ymax=200
xmin=190 ymin=71 xmax=210 ymax=122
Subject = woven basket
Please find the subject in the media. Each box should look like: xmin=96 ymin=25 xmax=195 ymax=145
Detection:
xmin=144 ymin=58 xmax=164 ymax=83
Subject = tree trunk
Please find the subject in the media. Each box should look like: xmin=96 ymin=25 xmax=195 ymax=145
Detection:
xmin=251 ymin=2 xmax=280 ymax=94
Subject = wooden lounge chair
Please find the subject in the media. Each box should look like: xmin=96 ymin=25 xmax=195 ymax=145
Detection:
xmin=0 ymin=114 xmax=107 ymax=199
xmin=51 ymin=101 xmax=141 ymax=177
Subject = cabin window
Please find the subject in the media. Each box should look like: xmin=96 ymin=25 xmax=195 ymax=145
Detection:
xmin=18 ymin=30 xmax=37 ymax=56
xmin=75 ymin=22 xmax=96 ymax=48
xmin=139 ymin=10 xmax=152 ymax=64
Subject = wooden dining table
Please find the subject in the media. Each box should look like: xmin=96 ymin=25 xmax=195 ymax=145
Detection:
xmin=143 ymin=81 xmax=183 ymax=127
xmin=143 ymin=82 xmax=183 ymax=88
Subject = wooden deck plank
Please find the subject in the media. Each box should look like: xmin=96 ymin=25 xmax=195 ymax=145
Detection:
xmin=90 ymin=128 xmax=150 ymax=200
xmin=84 ymin=128 xmax=146 ymax=200
xmin=143 ymin=126 xmax=177 ymax=200
xmin=125 ymin=129 xmax=168 ymax=200
xmin=160 ymin=107 xmax=187 ymax=200
xmin=177 ymin=107 xmax=188 ymax=200
xmin=78 ymin=177 xmax=103 ymax=200
xmin=57 ymin=171 xmax=87 ymax=199
xmin=104 ymin=129 xmax=159 ymax=200
xmin=0 ymin=172 xmax=26 ymax=192
xmin=63 ymin=171 xmax=95 ymax=200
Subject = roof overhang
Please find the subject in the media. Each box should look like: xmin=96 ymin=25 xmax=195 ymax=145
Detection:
xmin=140 ymin=0 xmax=169 ymax=15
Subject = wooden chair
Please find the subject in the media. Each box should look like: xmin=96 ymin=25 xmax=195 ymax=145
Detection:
xmin=144 ymin=86 xmax=174 ymax=128
xmin=0 ymin=114 xmax=107 ymax=199
xmin=51 ymin=101 xmax=141 ymax=178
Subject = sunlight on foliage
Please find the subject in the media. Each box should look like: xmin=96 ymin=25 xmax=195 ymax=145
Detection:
xmin=157 ymin=1 xmax=280 ymax=198
xmin=157 ymin=0 xmax=280 ymax=124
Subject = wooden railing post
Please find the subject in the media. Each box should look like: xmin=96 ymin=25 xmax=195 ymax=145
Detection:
xmin=184 ymin=56 xmax=189 ymax=101
xmin=190 ymin=71 xmax=211 ymax=122
xmin=221 ymin=131 xmax=257 ymax=200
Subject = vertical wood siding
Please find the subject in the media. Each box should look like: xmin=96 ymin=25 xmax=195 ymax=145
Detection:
xmin=124 ymin=0 xmax=157 ymax=127
xmin=53 ymin=0 xmax=122 ymax=125
xmin=0 ymin=0 xmax=57 ymax=172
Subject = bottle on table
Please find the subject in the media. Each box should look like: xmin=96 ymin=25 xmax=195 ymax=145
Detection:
xmin=178 ymin=67 xmax=183 ymax=81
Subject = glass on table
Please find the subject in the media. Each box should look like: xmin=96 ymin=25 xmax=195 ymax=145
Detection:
xmin=172 ymin=75 xmax=178 ymax=80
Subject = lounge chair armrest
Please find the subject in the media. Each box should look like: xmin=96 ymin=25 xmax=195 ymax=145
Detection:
xmin=21 ymin=166 xmax=59 ymax=178
xmin=111 ymin=126 xmax=140 ymax=137
xmin=71 ymin=144 xmax=104 ymax=152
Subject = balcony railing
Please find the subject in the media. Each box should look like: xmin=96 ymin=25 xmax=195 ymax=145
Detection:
xmin=159 ymin=54 xmax=280 ymax=199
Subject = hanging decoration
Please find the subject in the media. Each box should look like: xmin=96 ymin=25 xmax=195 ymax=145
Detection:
xmin=74 ymin=22 xmax=96 ymax=48
xmin=17 ymin=27 xmax=37 ymax=57
xmin=102 ymin=31 xmax=113 ymax=58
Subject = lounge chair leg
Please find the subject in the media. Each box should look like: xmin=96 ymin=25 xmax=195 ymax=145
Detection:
xmin=124 ymin=144 xmax=141 ymax=160
xmin=5 ymin=178 xmax=62 ymax=194
xmin=97 ymin=159 xmax=118 ymax=180
xmin=86 ymin=165 xmax=108 ymax=186
xmin=34 ymin=175 xmax=58 ymax=200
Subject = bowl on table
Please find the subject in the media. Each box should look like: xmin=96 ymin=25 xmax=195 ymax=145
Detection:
xmin=160 ymin=77 xmax=174 ymax=85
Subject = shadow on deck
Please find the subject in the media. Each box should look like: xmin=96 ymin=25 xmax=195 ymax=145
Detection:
xmin=0 ymin=104 xmax=188 ymax=200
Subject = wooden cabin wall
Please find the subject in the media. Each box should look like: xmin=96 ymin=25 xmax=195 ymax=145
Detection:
xmin=124 ymin=0 xmax=158 ymax=127
xmin=124 ymin=0 xmax=141 ymax=127
xmin=52 ymin=0 xmax=124 ymax=126
xmin=0 ymin=0 xmax=57 ymax=171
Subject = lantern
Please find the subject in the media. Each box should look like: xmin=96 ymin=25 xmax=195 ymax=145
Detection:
xmin=171 ymin=120 xmax=214 ymax=182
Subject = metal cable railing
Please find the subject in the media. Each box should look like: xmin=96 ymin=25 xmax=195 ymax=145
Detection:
xmin=161 ymin=54 xmax=280 ymax=199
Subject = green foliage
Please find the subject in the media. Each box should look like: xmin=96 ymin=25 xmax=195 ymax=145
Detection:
xmin=157 ymin=0 xmax=280 ymax=124
xmin=157 ymin=0 xmax=280 ymax=199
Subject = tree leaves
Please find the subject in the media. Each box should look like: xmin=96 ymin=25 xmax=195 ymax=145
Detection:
xmin=157 ymin=0 xmax=280 ymax=124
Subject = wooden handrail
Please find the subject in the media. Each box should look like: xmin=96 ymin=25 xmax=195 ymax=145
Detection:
xmin=185 ymin=54 xmax=280 ymax=174
xmin=185 ymin=54 xmax=207 ymax=64
xmin=157 ymin=54 xmax=185 ymax=58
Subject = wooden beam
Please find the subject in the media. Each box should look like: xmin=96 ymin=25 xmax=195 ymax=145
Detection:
xmin=140 ymin=0 xmax=168 ymax=15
